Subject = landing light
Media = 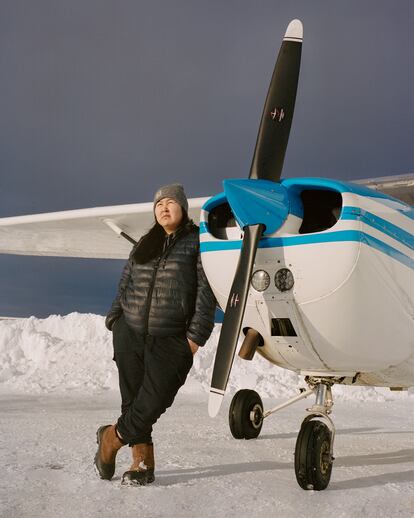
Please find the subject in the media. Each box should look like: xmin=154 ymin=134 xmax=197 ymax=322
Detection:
xmin=275 ymin=268 xmax=294 ymax=292
xmin=251 ymin=270 xmax=270 ymax=292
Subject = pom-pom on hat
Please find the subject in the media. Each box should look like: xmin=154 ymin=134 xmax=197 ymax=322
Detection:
xmin=153 ymin=183 xmax=188 ymax=213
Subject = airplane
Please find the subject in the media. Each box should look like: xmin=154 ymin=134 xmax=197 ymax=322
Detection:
xmin=0 ymin=19 xmax=413 ymax=491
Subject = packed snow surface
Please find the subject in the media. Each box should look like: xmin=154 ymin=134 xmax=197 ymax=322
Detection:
xmin=1 ymin=314 xmax=414 ymax=517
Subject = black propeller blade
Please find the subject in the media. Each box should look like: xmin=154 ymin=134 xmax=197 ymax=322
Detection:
xmin=249 ymin=19 xmax=302 ymax=182
xmin=209 ymin=20 xmax=303 ymax=417
xmin=209 ymin=224 xmax=264 ymax=417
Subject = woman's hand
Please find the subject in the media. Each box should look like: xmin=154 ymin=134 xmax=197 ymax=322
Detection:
xmin=187 ymin=338 xmax=199 ymax=355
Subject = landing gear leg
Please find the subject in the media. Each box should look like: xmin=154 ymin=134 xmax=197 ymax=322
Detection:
xmin=294 ymin=380 xmax=335 ymax=491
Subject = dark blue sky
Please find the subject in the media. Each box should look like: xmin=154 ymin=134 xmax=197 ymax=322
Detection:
xmin=0 ymin=0 xmax=413 ymax=317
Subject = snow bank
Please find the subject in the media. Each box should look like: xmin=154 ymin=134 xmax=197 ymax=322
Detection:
xmin=0 ymin=314 xmax=113 ymax=393
xmin=0 ymin=313 xmax=411 ymax=401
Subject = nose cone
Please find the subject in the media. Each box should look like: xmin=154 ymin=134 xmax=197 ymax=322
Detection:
xmin=223 ymin=179 xmax=289 ymax=235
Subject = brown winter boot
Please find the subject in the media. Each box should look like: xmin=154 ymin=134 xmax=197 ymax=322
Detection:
xmin=94 ymin=424 xmax=125 ymax=480
xmin=121 ymin=443 xmax=155 ymax=486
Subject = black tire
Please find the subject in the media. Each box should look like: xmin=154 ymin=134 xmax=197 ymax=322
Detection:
xmin=294 ymin=419 xmax=333 ymax=490
xmin=229 ymin=389 xmax=263 ymax=439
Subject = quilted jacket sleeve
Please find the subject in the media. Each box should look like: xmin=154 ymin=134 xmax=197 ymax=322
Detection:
xmin=105 ymin=257 xmax=133 ymax=331
xmin=186 ymin=250 xmax=217 ymax=346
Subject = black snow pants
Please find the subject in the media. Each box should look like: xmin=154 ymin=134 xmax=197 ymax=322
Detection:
xmin=112 ymin=314 xmax=194 ymax=445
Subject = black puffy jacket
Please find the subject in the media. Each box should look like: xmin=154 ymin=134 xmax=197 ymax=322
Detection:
xmin=105 ymin=222 xmax=216 ymax=346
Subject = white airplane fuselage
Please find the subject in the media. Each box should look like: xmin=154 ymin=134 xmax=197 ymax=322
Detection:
xmin=200 ymin=177 xmax=414 ymax=388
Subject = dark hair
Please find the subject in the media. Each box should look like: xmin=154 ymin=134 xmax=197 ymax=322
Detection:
xmin=132 ymin=209 xmax=191 ymax=264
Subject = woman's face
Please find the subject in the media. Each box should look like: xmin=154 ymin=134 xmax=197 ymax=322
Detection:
xmin=155 ymin=197 xmax=183 ymax=234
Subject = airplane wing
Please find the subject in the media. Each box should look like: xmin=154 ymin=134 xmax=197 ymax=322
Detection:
xmin=353 ymin=173 xmax=414 ymax=206
xmin=0 ymin=197 xmax=209 ymax=259
xmin=1 ymin=173 xmax=412 ymax=260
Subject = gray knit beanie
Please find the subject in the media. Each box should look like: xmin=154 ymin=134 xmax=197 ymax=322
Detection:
xmin=153 ymin=183 xmax=188 ymax=213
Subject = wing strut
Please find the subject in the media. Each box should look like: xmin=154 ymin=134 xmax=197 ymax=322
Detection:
xmin=103 ymin=220 xmax=138 ymax=245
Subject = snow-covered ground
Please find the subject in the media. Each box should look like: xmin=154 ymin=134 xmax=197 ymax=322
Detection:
xmin=1 ymin=314 xmax=414 ymax=517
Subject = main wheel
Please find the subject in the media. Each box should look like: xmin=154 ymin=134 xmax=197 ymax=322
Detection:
xmin=229 ymin=389 xmax=263 ymax=439
xmin=294 ymin=419 xmax=333 ymax=490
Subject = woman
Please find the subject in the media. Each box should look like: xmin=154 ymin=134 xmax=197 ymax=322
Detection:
xmin=94 ymin=183 xmax=216 ymax=486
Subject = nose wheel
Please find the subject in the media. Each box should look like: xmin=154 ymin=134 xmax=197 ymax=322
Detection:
xmin=294 ymin=380 xmax=335 ymax=490
xmin=294 ymin=418 xmax=333 ymax=490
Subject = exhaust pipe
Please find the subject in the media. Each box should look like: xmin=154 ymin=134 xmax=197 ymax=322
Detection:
xmin=238 ymin=328 xmax=263 ymax=361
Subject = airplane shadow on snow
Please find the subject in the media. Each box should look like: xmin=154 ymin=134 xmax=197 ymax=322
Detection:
xmin=155 ymin=426 xmax=414 ymax=489
xmin=260 ymin=426 xmax=414 ymax=440
xmin=156 ymin=460 xmax=290 ymax=486
xmin=332 ymin=447 xmax=414 ymax=490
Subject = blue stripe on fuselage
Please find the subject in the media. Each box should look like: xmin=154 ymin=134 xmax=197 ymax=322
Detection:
xmin=341 ymin=207 xmax=414 ymax=251
xmin=200 ymin=230 xmax=414 ymax=270
xmin=201 ymin=205 xmax=413 ymax=250
xmin=199 ymin=221 xmax=209 ymax=234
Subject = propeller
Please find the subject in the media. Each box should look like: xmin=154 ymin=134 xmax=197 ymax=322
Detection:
xmin=208 ymin=19 xmax=303 ymax=418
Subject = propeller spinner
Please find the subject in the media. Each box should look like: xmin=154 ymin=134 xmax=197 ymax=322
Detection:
xmin=208 ymin=19 xmax=303 ymax=418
